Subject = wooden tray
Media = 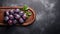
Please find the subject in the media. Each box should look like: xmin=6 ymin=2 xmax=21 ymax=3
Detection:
xmin=0 ymin=6 xmax=36 ymax=26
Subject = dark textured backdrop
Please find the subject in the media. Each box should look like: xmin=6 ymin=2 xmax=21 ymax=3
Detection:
xmin=0 ymin=0 xmax=60 ymax=34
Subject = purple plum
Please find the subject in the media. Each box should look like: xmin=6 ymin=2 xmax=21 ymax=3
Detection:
xmin=13 ymin=20 xmax=17 ymax=24
xmin=14 ymin=14 xmax=20 ymax=19
xmin=5 ymin=11 xmax=9 ymax=16
xmin=19 ymin=11 xmax=24 ymax=16
xmin=9 ymin=15 xmax=14 ymax=19
xmin=19 ymin=18 xmax=24 ymax=24
xmin=8 ymin=20 xmax=13 ymax=25
xmin=15 ymin=9 xmax=20 ymax=13
xmin=10 ymin=9 xmax=14 ymax=14
xmin=22 ymin=13 xmax=27 ymax=20
xmin=4 ymin=16 xmax=9 ymax=21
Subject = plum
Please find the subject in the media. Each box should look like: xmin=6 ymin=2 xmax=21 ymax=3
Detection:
xmin=22 ymin=13 xmax=27 ymax=20
xmin=5 ymin=11 xmax=9 ymax=16
xmin=14 ymin=14 xmax=20 ymax=19
xmin=19 ymin=18 xmax=24 ymax=24
xmin=10 ymin=9 xmax=14 ymax=14
xmin=4 ymin=16 xmax=9 ymax=21
xmin=13 ymin=20 xmax=17 ymax=24
xmin=9 ymin=15 xmax=14 ymax=19
xmin=19 ymin=11 xmax=24 ymax=16
xmin=15 ymin=9 xmax=20 ymax=13
xmin=16 ymin=9 xmax=20 ymax=11
xmin=8 ymin=20 xmax=13 ymax=25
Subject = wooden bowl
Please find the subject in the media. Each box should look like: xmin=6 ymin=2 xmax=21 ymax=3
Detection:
xmin=0 ymin=6 xmax=36 ymax=26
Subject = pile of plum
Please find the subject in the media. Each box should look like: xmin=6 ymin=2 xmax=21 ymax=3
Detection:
xmin=4 ymin=9 xmax=31 ymax=25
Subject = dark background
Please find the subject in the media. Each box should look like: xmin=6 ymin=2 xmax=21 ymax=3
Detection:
xmin=0 ymin=0 xmax=60 ymax=34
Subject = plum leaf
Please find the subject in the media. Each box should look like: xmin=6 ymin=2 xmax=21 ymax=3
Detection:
xmin=23 ymin=4 xmax=28 ymax=11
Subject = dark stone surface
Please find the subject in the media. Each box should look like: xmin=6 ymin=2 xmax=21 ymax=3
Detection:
xmin=0 ymin=0 xmax=60 ymax=34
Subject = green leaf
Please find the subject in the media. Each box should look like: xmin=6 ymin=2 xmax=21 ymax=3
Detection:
xmin=28 ymin=12 xmax=32 ymax=16
xmin=25 ymin=11 xmax=32 ymax=18
xmin=23 ymin=4 xmax=28 ymax=11
xmin=26 ymin=11 xmax=32 ymax=16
